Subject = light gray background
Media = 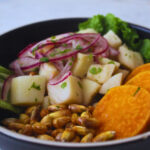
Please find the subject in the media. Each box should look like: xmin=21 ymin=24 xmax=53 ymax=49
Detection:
xmin=0 ymin=0 xmax=150 ymax=35
xmin=0 ymin=0 xmax=150 ymax=149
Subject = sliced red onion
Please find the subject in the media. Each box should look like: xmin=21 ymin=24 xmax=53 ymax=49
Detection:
xmin=9 ymin=60 xmax=24 ymax=76
xmin=1 ymin=75 xmax=15 ymax=101
xmin=53 ymin=61 xmax=64 ymax=71
xmin=49 ymin=60 xmax=73 ymax=85
xmin=109 ymin=47 xmax=120 ymax=58
xmin=93 ymin=36 xmax=109 ymax=55
xmin=18 ymin=33 xmax=73 ymax=59
xmin=18 ymin=43 xmax=35 ymax=58
xmin=47 ymin=34 xmax=100 ymax=62
xmin=49 ymin=71 xmax=72 ymax=85
xmin=18 ymin=57 xmax=40 ymax=72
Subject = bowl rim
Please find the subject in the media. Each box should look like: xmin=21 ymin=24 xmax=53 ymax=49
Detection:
xmin=0 ymin=126 xmax=150 ymax=148
xmin=0 ymin=17 xmax=150 ymax=148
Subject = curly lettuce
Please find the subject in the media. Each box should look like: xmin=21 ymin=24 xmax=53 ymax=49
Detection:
xmin=79 ymin=13 xmax=150 ymax=62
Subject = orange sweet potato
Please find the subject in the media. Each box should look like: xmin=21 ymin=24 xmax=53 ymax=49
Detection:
xmin=126 ymin=63 xmax=150 ymax=82
xmin=126 ymin=71 xmax=150 ymax=93
xmin=93 ymin=85 xmax=150 ymax=139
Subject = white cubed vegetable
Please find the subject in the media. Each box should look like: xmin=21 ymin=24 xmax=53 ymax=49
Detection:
xmin=99 ymin=57 xmax=120 ymax=71
xmin=11 ymin=76 xmax=46 ymax=106
xmin=48 ymin=75 xmax=83 ymax=105
xmin=115 ymin=68 xmax=130 ymax=81
xmin=81 ymin=78 xmax=101 ymax=105
xmin=72 ymin=53 xmax=93 ymax=78
xmin=39 ymin=62 xmax=59 ymax=81
xmin=118 ymin=44 xmax=144 ymax=70
xmin=103 ymin=30 xmax=122 ymax=49
xmin=42 ymin=96 xmax=50 ymax=109
xmin=87 ymin=64 xmax=115 ymax=84
xmin=78 ymin=28 xmax=98 ymax=33
xmin=99 ymin=73 xmax=123 ymax=94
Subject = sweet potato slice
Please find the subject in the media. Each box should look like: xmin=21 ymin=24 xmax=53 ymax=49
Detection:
xmin=93 ymin=85 xmax=150 ymax=139
xmin=126 ymin=71 xmax=150 ymax=93
xmin=126 ymin=63 xmax=150 ymax=81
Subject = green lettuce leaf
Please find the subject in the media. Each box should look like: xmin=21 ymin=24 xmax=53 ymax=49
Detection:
xmin=79 ymin=15 xmax=105 ymax=34
xmin=140 ymin=39 xmax=150 ymax=62
xmin=78 ymin=13 xmax=150 ymax=62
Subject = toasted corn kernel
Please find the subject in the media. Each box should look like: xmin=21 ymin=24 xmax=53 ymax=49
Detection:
xmin=32 ymin=122 xmax=47 ymax=135
xmin=53 ymin=116 xmax=70 ymax=128
xmin=71 ymin=113 xmax=78 ymax=124
xmin=80 ymin=111 xmax=91 ymax=118
xmin=30 ymin=105 xmax=41 ymax=124
xmin=81 ymin=133 xmax=93 ymax=143
xmin=40 ymin=114 xmax=52 ymax=128
xmin=51 ymin=129 xmax=64 ymax=137
xmin=87 ymin=106 xmax=95 ymax=113
xmin=72 ymin=126 xmax=93 ymax=136
xmin=48 ymin=104 xmax=67 ymax=112
xmin=25 ymin=106 xmax=37 ymax=115
xmin=20 ymin=124 xmax=33 ymax=136
xmin=2 ymin=118 xmax=19 ymax=126
xmin=55 ymin=133 xmax=63 ymax=141
xmin=77 ymin=117 xmax=99 ymax=128
xmin=93 ymin=131 xmax=116 ymax=142
xmin=49 ymin=110 xmax=71 ymax=119
xmin=61 ymin=129 xmax=75 ymax=142
xmin=19 ymin=114 xmax=30 ymax=124
xmin=37 ymin=134 xmax=54 ymax=141
xmin=68 ymin=104 xmax=87 ymax=113
xmin=65 ymin=122 xmax=74 ymax=129
xmin=40 ymin=109 xmax=49 ymax=118
xmin=8 ymin=122 xmax=25 ymax=131
xmin=72 ymin=136 xmax=81 ymax=143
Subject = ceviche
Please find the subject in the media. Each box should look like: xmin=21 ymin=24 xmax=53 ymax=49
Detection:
xmin=1 ymin=13 xmax=150 ymax=143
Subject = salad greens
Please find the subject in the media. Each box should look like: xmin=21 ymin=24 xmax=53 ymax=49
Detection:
xmin=79 ymin=13 xmax=150 ymax=62
xmin=0 ymin=100 xmax=22 ymax=114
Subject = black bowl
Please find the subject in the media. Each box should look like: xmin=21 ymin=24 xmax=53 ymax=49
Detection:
xmin=0 ymin=18 xmax=150 ymax=150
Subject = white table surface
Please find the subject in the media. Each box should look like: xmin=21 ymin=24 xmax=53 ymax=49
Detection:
xmin=0 ymin=0 xmax=150 ymax=149
xmin=0 ymin=0 xmax=150 ymax=35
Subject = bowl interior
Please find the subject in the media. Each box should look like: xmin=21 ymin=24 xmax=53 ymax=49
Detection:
xmin=0 ymin=18 xmax=150 ymax=148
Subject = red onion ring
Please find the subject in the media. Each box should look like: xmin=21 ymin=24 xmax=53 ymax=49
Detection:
xmin=1 ymin=75 xmax=15 ymax=101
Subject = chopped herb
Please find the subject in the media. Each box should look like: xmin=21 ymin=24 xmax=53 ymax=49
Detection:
xmin=97 ymin=67 xmax=102 ymax=73
xmin=76 ymin=44 xmax=83 ymax=50
xmin=32 ymin=45 xmax=39 ymax=54
xmin=51 ymin=36 xmax=56 ymax=40
xmin=88 ymin=54 xmax=93 ymax=60
xmin=51 ymin=40 xmax=56 ymax=43
xmin=133 ymin=87 xmax=141 ymax=96
xmin=89 ymin=67 xmax=102 ymax=74
xmin=63 ymin=43 xmax=68 ymax=47
xmin=78 ymin=81 xmax=83 ymax=89
xmin=50 ymin=53 xmax=56 ymax=57
xmin=28 ymin=82 xmax=41 ymax=91
xmin=125 ymin=53 xmax=128 ymax=56
xmin=35 ymin=98 xmax=38 ymax=102
xmin=72 ymin=57 xmax=75 ymax=61
xmin=108 ymin=60 xmax=115 ymax=64
xmin=59 ymin=49 xmax=71 ymax=54
xmin=99 ymin=57 xmax=103 ymax=62
xmin=56 ymin=105 xmax=60 ymax=108
xmin=40 ymin=57 xmax=49 ymax=62
xmin=69 ymin=62 xmax=73 ymax=66
xmin=61 ymin=82 xmax=67 ymax=89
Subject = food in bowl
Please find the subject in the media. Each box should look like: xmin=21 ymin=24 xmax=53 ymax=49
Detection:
xmin=1 ymin=13 xmax=150 ymax=143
